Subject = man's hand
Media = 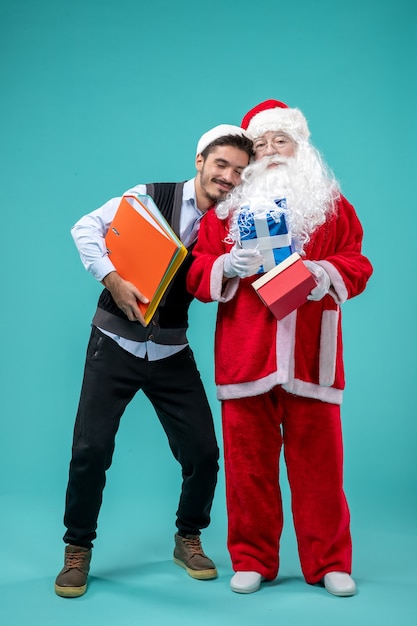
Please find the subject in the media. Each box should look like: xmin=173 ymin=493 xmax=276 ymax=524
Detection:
xmin=102 ymin=272 xmax=149 ymax=326
xmin=304 ymin=260 xmax=331 ymax=301
xmin=223 ymin=246 xmax=264 ymax=279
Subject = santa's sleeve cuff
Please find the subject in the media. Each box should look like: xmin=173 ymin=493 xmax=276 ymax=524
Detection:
xmin=314 ymin=260 xmax=348 ymax=304
xmin=210 ymin=255 xmax=240 ymax=302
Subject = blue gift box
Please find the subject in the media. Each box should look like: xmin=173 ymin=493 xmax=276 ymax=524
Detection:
xmin=238 ymin=198 xmax=292 ymax=273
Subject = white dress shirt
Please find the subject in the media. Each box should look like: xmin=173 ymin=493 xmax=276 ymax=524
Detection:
xmin=71 ymin=178 xmax=204 ymax=360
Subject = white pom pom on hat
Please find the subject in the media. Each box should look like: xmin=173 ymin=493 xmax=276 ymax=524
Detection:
xmin=196 ymin=124 xmax=247 ymax=156
xmin=241 ymin=99 xmax=310 ymax=142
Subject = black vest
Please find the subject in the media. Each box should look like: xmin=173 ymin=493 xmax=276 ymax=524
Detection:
xmin=92 ymin=181 xmax=194 ymax=345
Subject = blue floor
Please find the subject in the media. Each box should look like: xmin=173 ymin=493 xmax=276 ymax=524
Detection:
xmin=1 ymin=490 xmax=415 ymax=626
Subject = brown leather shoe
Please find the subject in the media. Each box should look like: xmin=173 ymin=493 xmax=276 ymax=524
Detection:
xmin=54 ymin=545 xmax=92 ymax=597
xmin=173 ymin=533 xmax=217 ymax=580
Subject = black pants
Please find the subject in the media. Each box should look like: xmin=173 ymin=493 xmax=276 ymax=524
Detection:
xmin=63 ymin=327 xmax=219 ymax=548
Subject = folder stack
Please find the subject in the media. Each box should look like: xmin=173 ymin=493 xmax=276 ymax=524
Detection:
xmin=105 ymin=194 xmax=188 ymax=325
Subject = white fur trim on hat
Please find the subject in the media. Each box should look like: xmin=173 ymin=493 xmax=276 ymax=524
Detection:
xmin=196 ymin=124 xmax=247 ymax=155
xmin=246 ymin=108 xmax=310 ymax=142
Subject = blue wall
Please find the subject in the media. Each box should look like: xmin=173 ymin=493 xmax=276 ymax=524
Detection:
xmin=1 ymin=0 xmax=415 ymax=533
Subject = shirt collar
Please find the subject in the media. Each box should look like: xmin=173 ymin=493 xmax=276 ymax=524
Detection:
xmin=183 ymin=178 xmax=198 ymax=209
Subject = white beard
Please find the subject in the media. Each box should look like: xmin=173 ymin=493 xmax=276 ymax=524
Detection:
xmin=217 ymin=143 xmax=340 ymax=251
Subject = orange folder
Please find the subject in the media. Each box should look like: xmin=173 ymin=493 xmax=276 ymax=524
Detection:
xmin=105 ymin=194 xmax=187 ymax=325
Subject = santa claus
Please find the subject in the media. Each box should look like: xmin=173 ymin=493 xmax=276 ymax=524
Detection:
xmin=187 ymin=100 xmax=373 ymax=596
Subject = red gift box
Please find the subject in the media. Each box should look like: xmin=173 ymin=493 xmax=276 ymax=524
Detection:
xmin=252 ymin=252 xmax=316 ymax=320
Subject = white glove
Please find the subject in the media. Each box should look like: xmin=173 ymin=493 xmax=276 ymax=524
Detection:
xmin=223 ymin=246 xmax=264 ymax=279
xmin=304 ymin=260 xmax=331 ymax=301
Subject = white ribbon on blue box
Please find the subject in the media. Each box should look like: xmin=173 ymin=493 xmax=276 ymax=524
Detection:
xmin=238 ymin=197 xmax=292 ymax=273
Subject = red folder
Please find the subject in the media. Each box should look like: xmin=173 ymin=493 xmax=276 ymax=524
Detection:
xmin=252 ymin=252 xmax=316 ymax=320
xmin=105 ymin=195 xmax=187 ymax=325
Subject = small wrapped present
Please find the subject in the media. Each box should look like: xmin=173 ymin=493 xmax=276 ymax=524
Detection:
xmin=237 ymin=197 xmax=292 ymax=273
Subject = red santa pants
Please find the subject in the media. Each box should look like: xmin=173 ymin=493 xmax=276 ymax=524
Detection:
xmin=221 ymin=386 xmax=352 ymax=583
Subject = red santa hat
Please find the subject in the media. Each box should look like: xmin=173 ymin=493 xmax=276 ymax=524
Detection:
xmin=241 ymin=99 xmax=310 ymax=142
xmin=196 ymin=124 xmax=247 ymax=155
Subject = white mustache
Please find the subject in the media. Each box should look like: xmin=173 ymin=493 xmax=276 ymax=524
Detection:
xmin=261 ymin=155 xmax=290 ymax=167
xmin=242 ymin=155 xmax=290 ymax=184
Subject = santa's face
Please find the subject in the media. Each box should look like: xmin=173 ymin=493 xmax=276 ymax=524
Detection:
xmin=195 ymin=145 xmax=249 ymax=210
xmin=252 ymin=131 xmax=296 ymax=162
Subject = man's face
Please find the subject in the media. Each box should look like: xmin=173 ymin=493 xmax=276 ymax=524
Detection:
xmin=195 ymin=145 xmax=250 ymax=208
xmin=252 ymin=130 xmax=296 ymax=162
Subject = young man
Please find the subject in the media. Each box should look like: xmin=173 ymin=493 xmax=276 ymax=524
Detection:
xmin=55 ymin=125 xmax=253 ymax=598
xmin=187 ymin=100 xmax=373 ymax=597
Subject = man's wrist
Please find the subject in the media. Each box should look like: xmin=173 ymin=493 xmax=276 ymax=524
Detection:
xmin=102 ymin=271 xmax=120 ymax=289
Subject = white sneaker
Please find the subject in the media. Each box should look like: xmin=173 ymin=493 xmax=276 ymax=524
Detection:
xmin=323 ymin=572 xmax=356 ymax=596
xmin=230 ymin=571 xmax=263 ymax=594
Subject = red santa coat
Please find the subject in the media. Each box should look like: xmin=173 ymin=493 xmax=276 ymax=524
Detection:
xmin=187 ymin=195 xmax=373 ymax=405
